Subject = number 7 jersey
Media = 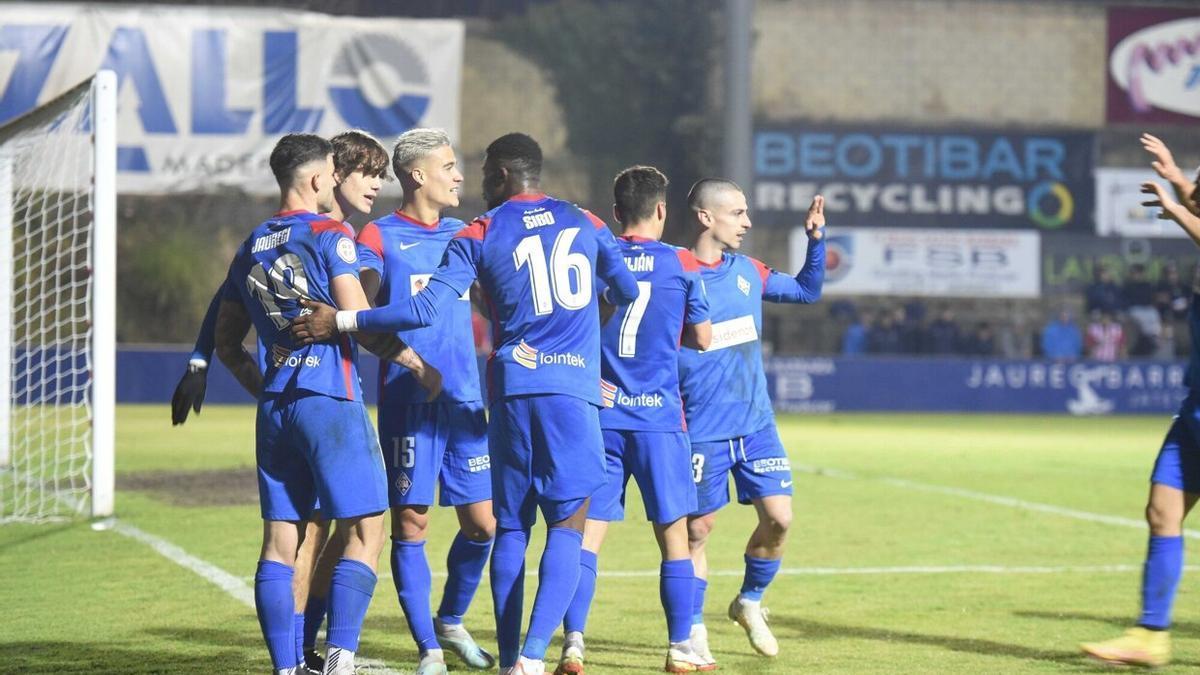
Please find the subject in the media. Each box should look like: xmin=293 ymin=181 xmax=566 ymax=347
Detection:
xmin=224 ymin=209 xmax=363 ymax=401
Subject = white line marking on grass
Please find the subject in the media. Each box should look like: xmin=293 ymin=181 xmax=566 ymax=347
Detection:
xmin=110 ymin=521 xmax=404 ymax=675
xmin=795 ymin=464 xmax=1200 ymax=541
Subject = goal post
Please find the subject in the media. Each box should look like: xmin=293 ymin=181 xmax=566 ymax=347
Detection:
xmin=0 ymin=70 xmax=117 ymax=522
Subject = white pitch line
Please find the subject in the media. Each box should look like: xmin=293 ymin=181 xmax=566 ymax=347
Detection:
xmin=795 ymin=464 xmax=1200 ymax=541
xmin=108 ymin=520 xmax=404 ymax=675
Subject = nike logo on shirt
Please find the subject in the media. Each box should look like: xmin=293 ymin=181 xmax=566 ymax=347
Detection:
xmin=399 ymin=242 xmax=420 ymax=250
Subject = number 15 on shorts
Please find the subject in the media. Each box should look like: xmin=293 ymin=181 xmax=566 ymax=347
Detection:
xmin=391 ymin=436 xmax=416 ymax=469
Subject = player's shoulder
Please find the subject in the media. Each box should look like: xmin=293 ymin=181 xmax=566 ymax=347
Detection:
xmin=438 ymin=216 xmax=467 ymax=234
xmin=305 ymin=213 xmax=353 ymax=238
xmin=665 ymin=244 xmax=703 ymax=273
xmin=455 ymin=210 xmax=494 ymax=241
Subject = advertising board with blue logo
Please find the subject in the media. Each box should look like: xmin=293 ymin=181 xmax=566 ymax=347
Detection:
xmin=1107 ymin=7 xmax=1200 ymax=125
xmin=753 ymin=126 xmax=1095 ymax=232
xmin=765 ymin=357 xmax=1188 ymax=415
xmin=794 ymin=227 xmax=1041 ymax=298
xmin=0 ymin=4 xmax=463 ymax=194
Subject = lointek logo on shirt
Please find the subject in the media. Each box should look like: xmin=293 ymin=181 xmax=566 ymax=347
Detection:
xmin=600 ymin=379 xmax=663 ymax=408
xmin=513 ymin=340 xmax=586 ymax=370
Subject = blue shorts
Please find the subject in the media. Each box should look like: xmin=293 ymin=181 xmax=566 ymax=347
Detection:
xmin=256 ymin=391 xmax=388 ymax=521
xmin=590 ymin=430 xmax=698 ymax=525
xmin=1151 ymin=393 xmax=1200 ymax=493
xmin=488 ymin=394 xmax=607 ymax=530
xmin=378 ymin=400 xmax=492 ymax=508
xmin=690 ymin=424 xmax=793 ymax=515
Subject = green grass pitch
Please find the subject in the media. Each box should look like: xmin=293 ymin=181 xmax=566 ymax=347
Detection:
xmin=3 ymin=405 xmax=1197 ymax=673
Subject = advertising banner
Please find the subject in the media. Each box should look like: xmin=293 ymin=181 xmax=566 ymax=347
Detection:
xmin=796 ymin=227 xmax=1041 ymax=298
xmin=1041 ymin=233 xmax=1197 ymax=294
xmin=754 ymin=125 xmax=1095 ymax=231
xmin=1096 ymin=167 xmax=1190 ymax=238
xmin=765 ymin=357 xmax=1187 ymax=415
xmin=0 ymin=4 xmax=463 ymax=194
xmin=1107 ymin=7 xmax=1200 ymax=125
xmin=115 ymin=347 xmax=1188 ymax=416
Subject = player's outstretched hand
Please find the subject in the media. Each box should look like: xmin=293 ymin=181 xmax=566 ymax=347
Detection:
xmin=171 ymin=364 xmax=207 ymax=426
xmin=1141 ymin=133 xmax=1186 ymax=184
xmin=1142 ymin=181 xmax=1200 ymax=229
xmin=291 ymin=299 xmax=337 ymax=344
xmin=805 ymin=195 xmax=825 ymax=240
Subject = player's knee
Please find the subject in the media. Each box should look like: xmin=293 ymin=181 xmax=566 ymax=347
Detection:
xmin=461 ymin=517 xmax=495 ymax=542
xmin=392 ymin=506 xmax=430 ymax=541
xmin=1146 ymin=501 xmax=1183 ymax=534
xmin=764 ymin=508 xmax=792 ymax=536
xmin=688 ymin=514 xmax=714 ymax=546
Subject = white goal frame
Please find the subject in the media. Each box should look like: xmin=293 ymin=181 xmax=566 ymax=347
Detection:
xmin=0 ymin=70 xmax=116 ymax=519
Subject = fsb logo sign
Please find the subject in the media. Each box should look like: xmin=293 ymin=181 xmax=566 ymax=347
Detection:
xmin=0 ymin=5 xmax=464 ymax=194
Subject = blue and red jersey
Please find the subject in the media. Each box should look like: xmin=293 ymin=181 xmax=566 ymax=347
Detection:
xmin=678 ymin=238 xmax=825 ymax=442
xmin=224 ymin=210 xmax=363 ymax=401
xmin=356 ymin=211 xmax=480 ymax=405
xmin=599 ymin=237 xmax=709 ymax=432
xmin=353 ymin=193 xmax=640 ymax=405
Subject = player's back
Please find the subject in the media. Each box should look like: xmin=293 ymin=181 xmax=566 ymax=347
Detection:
xmin=357 ymin=212 xmax=479 ymax=405
xmin=227 ymin=209 xmax=362 ymax=401
xmin=678 ymin=253 xmax=773 ymax=442
xmin=466 ymin=193 xmax=618 ymax=404
xmin=600 ymin=237 xmax=706 ymax=432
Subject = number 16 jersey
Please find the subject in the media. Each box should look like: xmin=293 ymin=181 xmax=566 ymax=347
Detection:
xmin=224 ymin=209 xmax=363 ymax=401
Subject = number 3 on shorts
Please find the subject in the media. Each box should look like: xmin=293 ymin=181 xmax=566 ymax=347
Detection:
xmin=691 ymin=453 xmax=705 ymax=483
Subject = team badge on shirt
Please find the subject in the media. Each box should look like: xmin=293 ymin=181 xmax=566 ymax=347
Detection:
xmin=737 ymin=275 xmax=751 ymax=296
xmin=336 ymin=238 xmax=357 ymax=264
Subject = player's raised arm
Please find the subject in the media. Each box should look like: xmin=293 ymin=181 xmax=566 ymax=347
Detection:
xmin=681 ymin=259 xmax=713 ymax=350
xmin=1141 ymin=133 xmax=1199 ymax=216
xmin=213 ymin=296 xmax=263 ymax=398
xmin=756 ymin=195 xmax=826 ymax=304
xmin=1144 ymin=181 xmax=1200 ymax=248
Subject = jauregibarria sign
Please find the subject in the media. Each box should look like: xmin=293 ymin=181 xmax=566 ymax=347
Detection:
xmin=0 ymin=4 xmax=463 ymax=194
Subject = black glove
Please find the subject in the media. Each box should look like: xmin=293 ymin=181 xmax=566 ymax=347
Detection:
xmin=171 ymin=363 xmax=208 ymax=426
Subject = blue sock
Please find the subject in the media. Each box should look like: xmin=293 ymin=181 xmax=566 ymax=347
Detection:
xmin=692 ymin=577 xmax=707 ymax=625
xmin=254 ymin=560 xmax=297 ymax=670
xmin=563 ymin=549 xmax=599 ymax=633
xmin=437 ymin=533 xmax=493 ymax=625
xmin=327 ymin=558 xmax=378 ymax=652
xmin=1139 ymin=535 xmax=1184 ymax=630
xmin=491 ymin=527 xmax=529 ymax=668
xmin=740 ymin=554 xmax=782 ymax=601
xmin=392 ymin=539 xmax=438 ymax=651
xmin=661 ymin=559 xmax=695 ymax=644
xmin=303 ymin=595 xmax=326 ymax=650
xmin=521 ymin=527 xmax=584 ymax=661
xmin=293 ymin=613 xmax=305 ymax=666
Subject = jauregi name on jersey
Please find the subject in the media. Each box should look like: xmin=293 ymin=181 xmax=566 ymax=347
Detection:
xmin=678 ymin=238 xmax=825 ymax=442
xmin=599 ymin=236 xmax=709 ymax=432
xmin=224 ymin=210 xmax=363 ymax=401
xmin=353 ymin=193 xmax=640 ymax=404
xmin=356 ymin=211 xmax=480 ymax=405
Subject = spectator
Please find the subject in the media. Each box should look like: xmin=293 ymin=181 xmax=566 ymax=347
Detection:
xmin=926 ymin=307 xmax=961 ymax=355
xmin=1085 ymin=266 xmax=1124 ymax=315
xmin=1041 ymin=308 xmax=1083 ymax=361
xmin=867 ymin=310 xmax=901 ymax=354
xmin=895 ymin=306 xmax=924 ymax=355
xmin=1154 ymin=262 xmax=1189 ymax=323
xmin=841 ymin=313 xmax=867 ymax=355
xmin=1086 ymin=311 xmax=1126 ymax=362
xmin=959 ymin=321 xmax=996 ymax=356
xmin=1124 ymin=264 xmax=1162 ymax=345
xmin=998 ymin=313 xmax=1033 ymax=359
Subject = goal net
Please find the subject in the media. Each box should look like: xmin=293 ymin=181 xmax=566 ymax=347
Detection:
xmin=0 ymin=71 xmax=116 ymax=522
